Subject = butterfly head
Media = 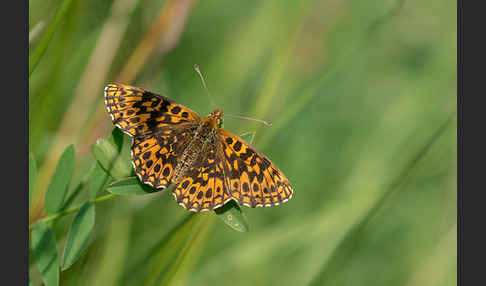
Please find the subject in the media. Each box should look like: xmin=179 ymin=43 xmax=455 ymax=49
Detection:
xmin=205 ymin=108 xmax=223 ymax=128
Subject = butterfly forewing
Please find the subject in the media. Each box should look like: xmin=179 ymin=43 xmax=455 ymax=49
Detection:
xmin=104 ymin=83 xmax=201 ymax=137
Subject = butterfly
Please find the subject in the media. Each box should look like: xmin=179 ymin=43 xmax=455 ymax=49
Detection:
xmin=104 ymin=83 xmax=293 ymax=212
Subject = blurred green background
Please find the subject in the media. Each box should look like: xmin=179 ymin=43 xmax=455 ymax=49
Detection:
xmin=29 ymin=0 xmax=456 ymax=285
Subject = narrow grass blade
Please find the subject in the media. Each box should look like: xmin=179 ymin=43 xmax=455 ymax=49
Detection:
xmin=29 ymin=21 xmax=46 ymax=44
xmin=29 ymin=153 xmax=37 ymax=208
xmin=119 ymin=215 xmax=195 ymax=285
xmin=91 ymin=137 xmax=131 ymax=179
xmin=143 ymin=214 xmax=213 ymax=286
xmin=45 ymin=145 xmax=75 ymax=215
xmin=29 ymin=0 xmax=75 ymax=76
xmin=31 ymin=222 xmax=59 ymax=286
xmin=106 ymin=177 xmax=157 ymax=195
xmin=309 ymin=116 xmax=453 ymax=285
xmin=88 ymin=161 xmax=111 ymax=199
xmin=61 ymin=201 xmax=96 ymax=270
xmin=142 ymin=215 xmax=197 ymax=286
xmin=85 ymin=213 xmax=132 ymax=286
xmin=157 ymin=214 xmax=213 ymax=286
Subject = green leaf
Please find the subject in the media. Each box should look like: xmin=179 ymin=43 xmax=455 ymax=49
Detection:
xmin=29 ymin=0 xmax=75 ymax=76
xmin=61 ymin=201 xmax=96 ymax=270
xmin=106 ymin=177 xmax=157 ymax=195
xmin=91 ymin=137 xmax=131 ymax=179
xmin=45 ymin=145 xmax=75 ymax=215
xmin=29 ymin=153 xmax=37 ymax=208
xmin=88 ymin=161 xmax=111 ymax=199
xmin=240 ymin=132 xmax=256 ymax=144
xmin=60 ymin=156 xmax=97 ymax=211
xmin=108 ymin=128 xmax=124 ymax=153
xmin=214 ymin=200 xmax=249 ymax=232
xmin=31 ymin=222 xmax=59 ymax=286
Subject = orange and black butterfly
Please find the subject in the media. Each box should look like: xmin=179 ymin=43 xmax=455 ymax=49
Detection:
xmin=104 ymin=83 xmax=293 ymax=212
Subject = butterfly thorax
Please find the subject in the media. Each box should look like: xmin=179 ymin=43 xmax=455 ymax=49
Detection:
xmin=205 ymin=108 xmax=223 ymax=128
xmin=171 ymin=109 xmax=223 ymax=185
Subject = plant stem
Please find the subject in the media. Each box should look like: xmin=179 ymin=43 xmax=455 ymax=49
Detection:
xmin=29 ymin=193 xmax=116 ymax=230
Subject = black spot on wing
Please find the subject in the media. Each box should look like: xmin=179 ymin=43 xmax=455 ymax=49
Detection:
xmin=163 ymin=167 xmax=170 ymax=177
xmin=171 ymin=106 xmax=181 ymax=114
xmin=205 ymin=189 xmax=212 ymax=198
xmin=143 ymin=151 xmax=151 ymax=160
xmin=242 ymin=182 xmax=250 ymax=193
xmin=233 ymin=141 xmax=242 ymax=152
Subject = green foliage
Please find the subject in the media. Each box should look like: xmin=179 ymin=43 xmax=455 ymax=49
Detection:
xmin=31 ymin=222 xmax=59 ymax=286
xmin=29 ymin=153 xmax=37 ymax=208
xmin=61 ymin=201 xmax=96 ymax=270
xmin=107 ymin=128 xmax=125 ymax=154
xmin=214 ymin=200 xmax=249 ymax=232
xmin=29 ymin=0 xmax=75 ymax=75
xmin=309 ymin=116 xmax=453 ymax=285
xmin=88 ymin=161 xmax=111 ymax=199
xmin=239 ymin=132 xmax=256 ymax=145
xmin=45 ymin=145 xmax=75 ymax=215
xmin=29 ymin=0 xmax=456 ymax=285
xmin=91 ymin=137 xmax=131 ymax=179
xmin=143 ymin=214 xmax=213 ymax=286
xmin=106 ymin=177 xmax=157 ymax=195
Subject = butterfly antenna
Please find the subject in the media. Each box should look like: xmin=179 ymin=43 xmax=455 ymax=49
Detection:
xmin=225 ymin=113 xmax=272 ymax=127
xmin=194 ymin=64 xmax=216 ymax=108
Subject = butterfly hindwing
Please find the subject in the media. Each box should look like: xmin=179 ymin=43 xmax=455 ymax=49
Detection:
xmin=218 ymin=129 xmax=293 ymax=208
xmin=173 ymin=145 xmax=231 ymax=211
xmin=131 ymin=125 xmax=195 ymax=188
xmin=104 ymin=83 xmax=201 ymax=137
